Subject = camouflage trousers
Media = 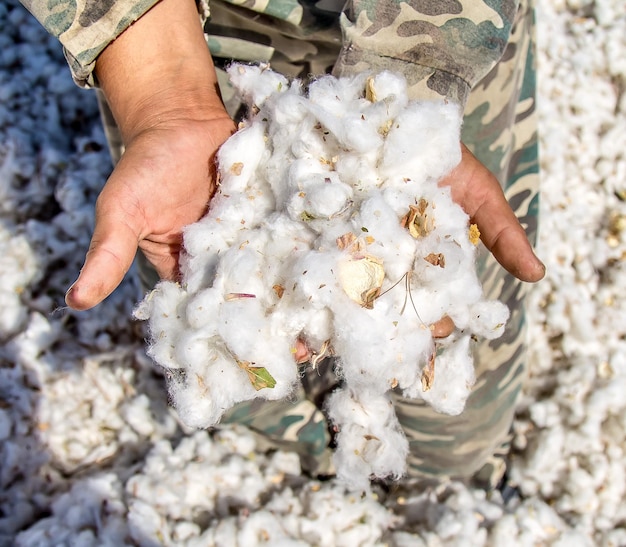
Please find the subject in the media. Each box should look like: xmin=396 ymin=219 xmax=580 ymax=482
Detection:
xmin=97 ymin=0 xmax=538 ymax=486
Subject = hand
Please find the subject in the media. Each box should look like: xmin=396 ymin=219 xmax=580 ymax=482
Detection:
xmin=65 ymin=0 xmax=235 ymax=310
xmin=65 ymin=115 xmax=235 ymax=310
xmin=439 ymin=143 xmax=545 ymax=283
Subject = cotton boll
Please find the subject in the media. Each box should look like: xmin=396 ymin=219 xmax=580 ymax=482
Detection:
xmin=264 ymin=86 xmax=309 ymax=127
xmin=288 ymin=306 xmax=333 ymax=349
xmin=227 ymin=63 xmax=289 ymax=108
xmin=136 ymin=281 xmax=188 ymax=370
xmin=173 ymin=329 xmax=219 ymax=371
xmin=306 ymin=102 xmax=383 ymax=153
xmin=218 ymin=299 xmax=299 ymax=398
xmin=369 ymin=71 xmax=409 ymax=107
xmin=215 ymin=245 xmax=268 ymax=296
xmin=287 ymin=157 xmax=332 ymax=187
xmin=289 ymin=250 xmax=345 ymax=309
xmin=334 ymin=150 xmax=382 ymax=194
xmin=182 ymin=217 xmax=231 ymax=259
xmin=355 ymin=195 xmax=418 ymax=280
xmin=380 ymin=102 xmax=462 ymax=182
xmin=412 ymin=237 xmax=469 ymax=288
xmin=327 ymin=389 xmax=409 ymax=491
xmin=467 ymin=300 xmax=510 ymax=339
xmin=263 ymin=214 xmax=316 ymax=265
xmin=409 ymin=336 xmax=475 ymax=415
xmin=210 ymin=190 xmax=271 ymax=229
xmin=287 ymin=172 xmax=354 ymax=222
xmin=216 ymin=122 xmax=268 ymax=193
xmin=289 ymin=117 xmax=338 ymax=161
xmin=168 ymin=354 xmax=255 ymax=428
xmin=185 ymin=287 xmax=224 ymax=330
xmin=236 ymin=511 xmax=297 ymax=545
xmin=307 ymin=72 xmax=368 ymax=116
xmin=332 ymin=300 xmax=431 ymax=391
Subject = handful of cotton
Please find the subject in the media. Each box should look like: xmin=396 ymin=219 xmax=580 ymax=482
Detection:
xmin=134 ymin=64 xmax=509 ymax=490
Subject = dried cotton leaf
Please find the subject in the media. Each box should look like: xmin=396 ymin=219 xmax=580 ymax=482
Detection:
xmin=424 ymin=253 xmax=445 ymax=268
xmin=401 ymin=199 xmax=435 ymax=238
xmin=421 ymin=350 xmax=436 ymax=391
xmin=469 ymin=223 xmax=481 ymax=245
xmin=237 ymin=360 xmax=277 ymax=390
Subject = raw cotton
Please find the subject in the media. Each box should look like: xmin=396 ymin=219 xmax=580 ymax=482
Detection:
xmin=135 ymin=64 xmax=509 ymax=490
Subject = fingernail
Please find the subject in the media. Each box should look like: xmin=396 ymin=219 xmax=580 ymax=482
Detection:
xmin=65 ymin=282 xmax=76 ymax=305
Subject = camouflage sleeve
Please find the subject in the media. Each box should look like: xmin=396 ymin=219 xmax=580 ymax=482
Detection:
xmin=19 ymin=0 xmax=163 ymax=87
xmin=19 ymin=0 xmax=210 ymax=88
xmin=332 ymin=0 xmax=520 ymax=108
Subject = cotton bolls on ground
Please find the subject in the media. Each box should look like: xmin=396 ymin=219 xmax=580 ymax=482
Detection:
xmin=135 ymin=64 xmax=510 ymax=490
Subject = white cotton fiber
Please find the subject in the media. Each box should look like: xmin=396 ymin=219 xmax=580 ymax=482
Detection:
xmin=135 ymin=64 xmax=509 ymax=490
xmin=327 ymin=389 xmax=409 ymax=491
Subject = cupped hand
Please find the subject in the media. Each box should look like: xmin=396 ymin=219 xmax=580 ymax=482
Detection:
xmin=439 ymin=143 xmax=545 ymax=283
xmin=63 ymin=0 xmax=236 ymax=310
xmin=65 ymin=114 xmax=235 ymax=310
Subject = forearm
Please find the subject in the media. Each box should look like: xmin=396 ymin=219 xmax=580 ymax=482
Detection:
xmin=95 ymin=0 xmax=228 ymax=144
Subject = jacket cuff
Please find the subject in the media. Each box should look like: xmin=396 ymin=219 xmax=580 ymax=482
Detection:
xmin=53 ymin=1 xmax=162 ymax=88
xmin=332 ymin=44 xmax=470 ymax=111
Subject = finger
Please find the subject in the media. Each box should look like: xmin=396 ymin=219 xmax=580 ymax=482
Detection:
xmin=430 ymin=315 xmax=455 ymax=338
xmin=294 ymin=339 xmax=311 ymax=364
xmin=472 ymin=184 xmax=545 ymax=283
xmin=65 ymin=209 xmax=138 ymax=311
xmin=443 ymin=145 xmax=545 ymax=283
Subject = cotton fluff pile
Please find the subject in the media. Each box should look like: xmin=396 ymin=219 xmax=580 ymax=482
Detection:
xmin=135 ymin=64 xmax=509 ymax=489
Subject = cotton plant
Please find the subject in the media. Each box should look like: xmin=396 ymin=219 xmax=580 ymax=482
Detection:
xmin=135 ymin=64 xmax=509 ymax=490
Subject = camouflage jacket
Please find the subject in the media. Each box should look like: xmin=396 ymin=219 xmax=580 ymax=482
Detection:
xmin=20 ymin=0 xmax=521 ymax=108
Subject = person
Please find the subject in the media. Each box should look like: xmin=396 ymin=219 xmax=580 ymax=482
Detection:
xmin=21 ymin=0 xmax=545 ymax=487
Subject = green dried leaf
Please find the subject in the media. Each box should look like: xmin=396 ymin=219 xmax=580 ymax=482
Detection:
xmin=238 ymin=360 xmax=277 ymax=390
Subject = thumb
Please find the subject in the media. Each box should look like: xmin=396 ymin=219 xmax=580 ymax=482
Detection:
xmin=65 ymin=210 xmax=139 ymax=311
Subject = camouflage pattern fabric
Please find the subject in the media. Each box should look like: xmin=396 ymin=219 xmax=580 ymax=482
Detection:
xmin=19 ymin=0 xmax=162 ymax=87
xmin=392 ymin=0 xmax=539 ymax=482
xmin=27 ymin=0 xmax=539 ymax=483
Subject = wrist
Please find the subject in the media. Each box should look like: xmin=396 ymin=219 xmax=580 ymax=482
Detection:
xmin=95 ymin=0 xmax=228 ymax=142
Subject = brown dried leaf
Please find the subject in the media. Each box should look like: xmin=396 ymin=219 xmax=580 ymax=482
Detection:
xmin=336 ymin=232 xmax=357 ymax=250
xmin=401 ymin=199 xmax=435 ymax=238
xmin=273 ymin=284 xmax=285 ymax=299
xmin=421 ymin=350 xmax=436 ymax=391
xmin=424 ymin=253 xmax=446 ymax=268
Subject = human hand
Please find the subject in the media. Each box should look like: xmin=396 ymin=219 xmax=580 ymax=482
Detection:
xmin=65 ymin=115 xmax=235 ymax=310
xmin=64 ymin=0 xmax=235 ymax=310
xmin=439 ymin=143 xmax=545 ymax=283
